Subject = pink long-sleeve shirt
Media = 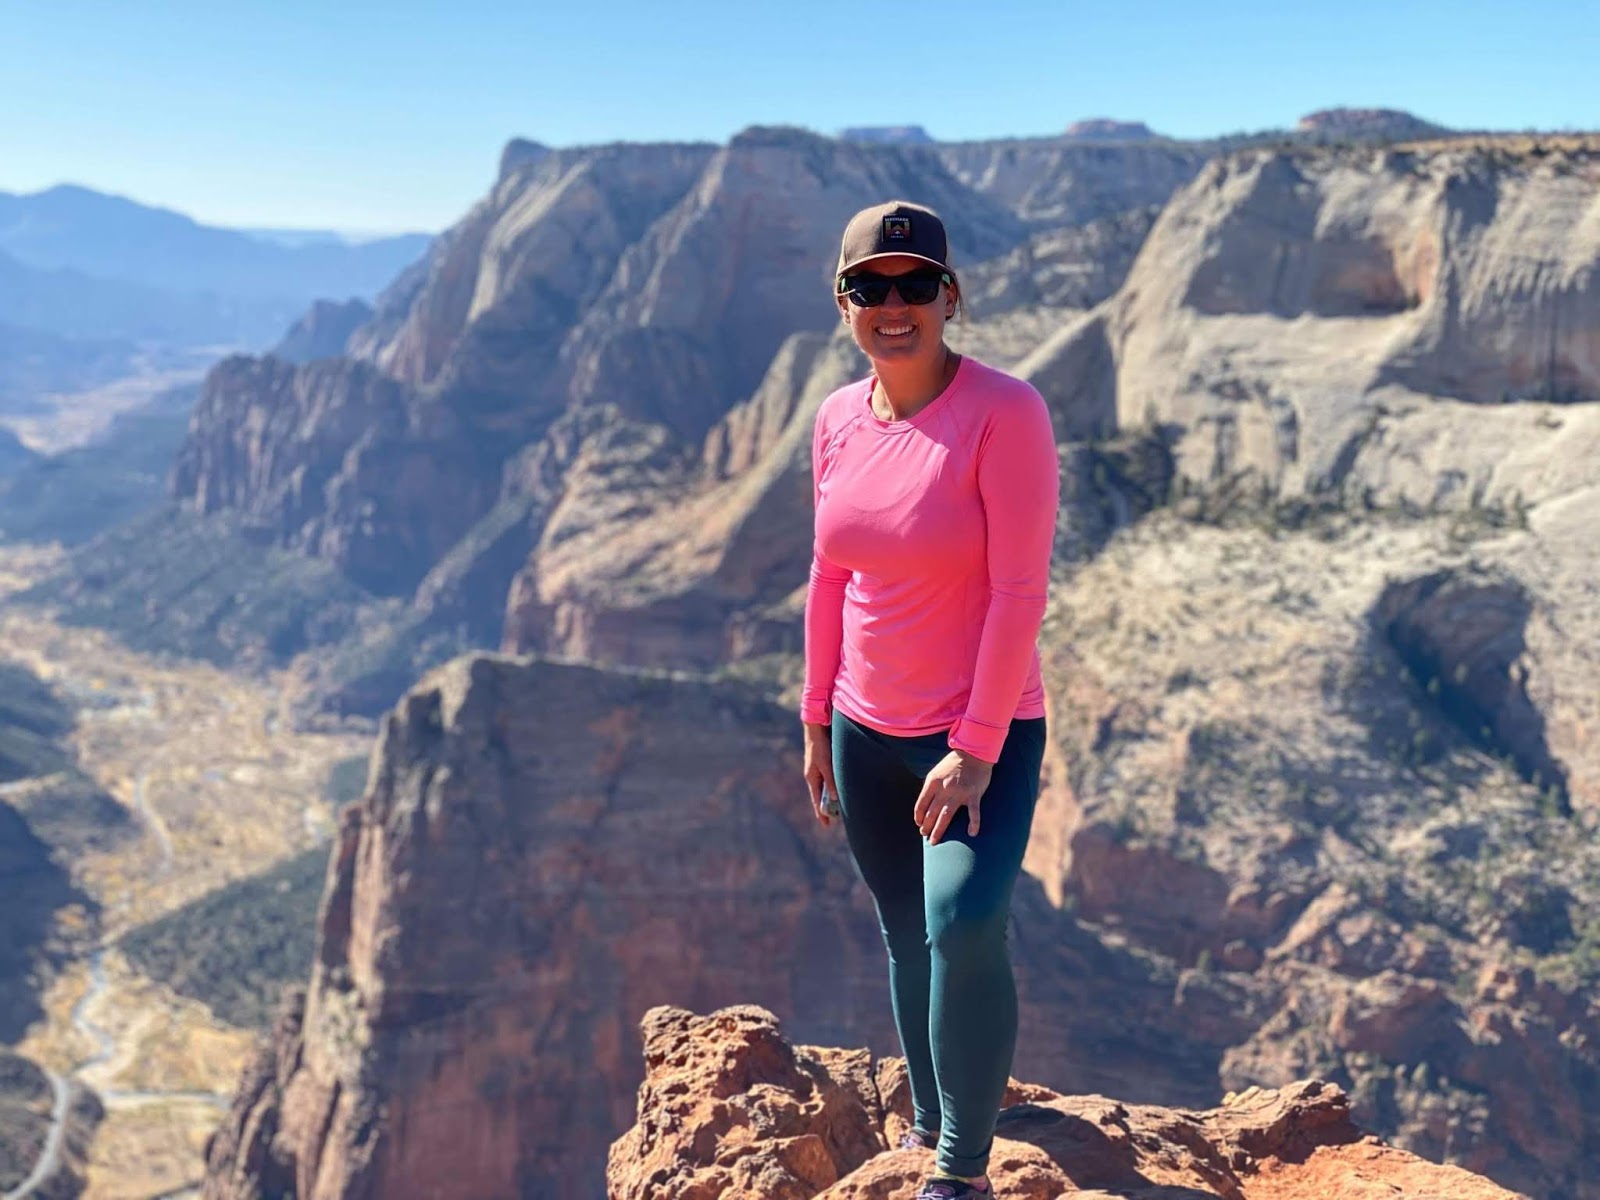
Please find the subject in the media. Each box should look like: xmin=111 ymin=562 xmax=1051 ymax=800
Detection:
xmin=801 ymin=355 xmax=1059 ymax=764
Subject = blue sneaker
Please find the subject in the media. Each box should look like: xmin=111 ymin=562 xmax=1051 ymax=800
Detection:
xmin=915 ymin=1177 xmax=991 ymax=1199
xmin=898 ymin=1127 xmax=938 ymax=1150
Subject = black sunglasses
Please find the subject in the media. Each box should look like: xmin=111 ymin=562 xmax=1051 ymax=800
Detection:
xmin=836 ymin=266 xmax=953 ymax=308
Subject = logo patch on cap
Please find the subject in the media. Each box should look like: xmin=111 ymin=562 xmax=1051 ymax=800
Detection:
xmin=883 ymin=215 xmax=912 ymax=241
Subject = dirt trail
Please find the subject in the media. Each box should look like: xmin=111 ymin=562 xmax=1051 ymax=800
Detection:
xmin=1 ymin=1068 xmax=69 ymax=1200
xmin=1 ymin=570 xmax=371 ymax=1199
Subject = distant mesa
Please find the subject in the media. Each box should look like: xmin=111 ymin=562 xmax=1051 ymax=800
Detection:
xmin=837 ymin=125 xmax=936 ymax=145
xmin=271 ymin=297 xmax=374 ymax=365
xmin=0 ymin=184 xmax=433 ymax=308
xmin=1064 ymin=118 xmax=1158 ymax=141
xmin=498 ymin=138 xmax=551 ymax=179
xmin=1296 ymin=107 xmax=1452 ymax=141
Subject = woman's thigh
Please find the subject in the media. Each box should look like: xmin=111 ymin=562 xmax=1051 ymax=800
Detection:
xmin=831 ymin=710 xmax=926 ymax=904
xmin=922 ymin=718 xmax=1047 ymax=930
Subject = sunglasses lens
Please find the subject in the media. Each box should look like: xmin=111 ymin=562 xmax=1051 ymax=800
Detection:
xmin=843 ymin=275 xmax=893 ymax=306
xmin=840 ymin=269 xmax=948 ymax=307
xmin=895 ymin=273 xmax=943 ymax=305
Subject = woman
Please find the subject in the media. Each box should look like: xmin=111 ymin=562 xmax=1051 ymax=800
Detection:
xmin=802 ymin=200 xmax=1059 ymax=1200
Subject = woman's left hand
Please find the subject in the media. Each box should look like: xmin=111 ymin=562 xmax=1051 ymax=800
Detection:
xmin=914 ymin=750 xmax=994 ymax=843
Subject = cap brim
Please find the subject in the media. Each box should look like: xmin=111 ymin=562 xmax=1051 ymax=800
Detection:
xmin=836 ymin=251 xmax=958 ymax=282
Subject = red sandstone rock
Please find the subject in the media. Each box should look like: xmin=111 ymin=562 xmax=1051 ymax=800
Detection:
xmin=606 ymin=1004 xmax=1526 ymax=1200
xmin=608 ymin=1004 xmax=1523 ymax=1200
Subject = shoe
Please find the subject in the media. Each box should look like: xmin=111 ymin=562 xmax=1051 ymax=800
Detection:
xmin=915 ymin=1177 xmax=992 ymax=1199
xmin=898 ymin=1127 xmax=938 ymax=1150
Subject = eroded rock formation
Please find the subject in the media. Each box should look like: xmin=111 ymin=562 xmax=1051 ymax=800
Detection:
xmin=199 ymin=654 xmax=1288 ymax=1198
xmin=149 ymin=126 xmax=1204 ymax=710
xmin=606 ymin=1004 xmax=1524 ymax=1200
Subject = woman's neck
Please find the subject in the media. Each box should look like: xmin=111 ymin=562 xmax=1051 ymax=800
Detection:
xmin=871 ymin=346 xmax=959 ymax=421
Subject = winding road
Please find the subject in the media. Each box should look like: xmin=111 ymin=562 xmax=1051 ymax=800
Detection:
xmin=5 ymin=772 xmax=224 ymax=1197
xmin=131 ymin=772 xmax=174 ymax=876
xmin=2 ymin=1068 xmax=68 ymax=1200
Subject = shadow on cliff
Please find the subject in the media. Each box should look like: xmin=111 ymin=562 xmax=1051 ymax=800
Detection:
xmin=1356 ymin=567 xmax=1570 ymax=813
xmin=0 ymin=663 xmax=125 ymax=1043
xmin=994 ymin=1104 xmax=1229 ymax=1199
xmin=1008 ymin=869 xmax=1256 ymax=1112
xmin=0 ymin=800 xmax=96 ymax=1043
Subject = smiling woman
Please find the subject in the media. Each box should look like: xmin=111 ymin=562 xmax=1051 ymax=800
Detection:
xmin=800 ymin=200 xmax=1059 ymax=1200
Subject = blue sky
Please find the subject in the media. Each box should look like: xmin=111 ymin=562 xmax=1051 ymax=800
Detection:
xmin=2 ymin=0 xmax=1595 ymax=234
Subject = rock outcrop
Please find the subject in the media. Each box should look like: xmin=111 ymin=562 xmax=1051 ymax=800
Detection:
xmin=1023 ymin=139 xmax=1600 ymax=502
xmin=838 ymin=126 xmax=935 ymax=145
xmin=998 ymin=138 xmax=1600 ymax=1200
xmin=1065 ymin=118 xmax=1159 ymax=141
xmin=197 ymin=654 xmax=888 ymax=1199
xmin=935 ymin=139 xmax=1207 ymax=227
xmin=1028 ymin=507 xmax=1600 ymax=1198
xmin=199 ymin=654 xmax=1277 ymax=1198
xmin=147 ymin=124 xmax=1204 ymax=710
xmin=271 ymin=297 xmax=374 ymax=364
xmin=607 ymin=1004 xmax=1524 ymax=1200
xmin=1297 ymin=107 xmax=1453 ymax=142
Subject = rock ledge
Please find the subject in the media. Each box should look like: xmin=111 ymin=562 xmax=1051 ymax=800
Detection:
xmin=608 ymin=1005 xmax=1527 ymax=1199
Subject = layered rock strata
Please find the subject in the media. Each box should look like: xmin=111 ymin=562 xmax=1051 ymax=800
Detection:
xmin=151 ymin=126 xmax=1202 ymax=709
xmin=199 ymin=654 xmax=1270 ymax=1198
xmin=1022 ymin=139 xmax=1600 ymax=505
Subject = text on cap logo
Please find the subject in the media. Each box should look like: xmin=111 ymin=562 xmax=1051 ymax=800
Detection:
xmin=883 ymin=215 xmax=912 ymax=241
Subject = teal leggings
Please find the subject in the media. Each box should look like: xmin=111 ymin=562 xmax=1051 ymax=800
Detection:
xmin=830 ymin=709 xmax=1046 ymax=1179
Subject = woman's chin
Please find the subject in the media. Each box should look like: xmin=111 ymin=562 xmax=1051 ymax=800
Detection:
xmin=870 ymin=331 xmax=926 ymax=359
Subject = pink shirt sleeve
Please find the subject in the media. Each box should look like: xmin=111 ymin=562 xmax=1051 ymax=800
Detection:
xmin=802 ymin=408 xmax=849 ymax=725
xmin=946 ymin=387 xmax=1059 ymax=762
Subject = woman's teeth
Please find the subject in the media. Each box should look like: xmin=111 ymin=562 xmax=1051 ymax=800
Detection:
xmin=877 ymin=324 xmax=914 ymax=337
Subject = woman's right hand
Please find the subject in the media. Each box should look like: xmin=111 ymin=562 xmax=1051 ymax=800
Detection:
xmin=803 ymin=722 xmax=840 ymax=827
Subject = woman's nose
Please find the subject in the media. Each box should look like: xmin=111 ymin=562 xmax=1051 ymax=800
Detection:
xmin=879 ymin=283 xmax=912 ymax=312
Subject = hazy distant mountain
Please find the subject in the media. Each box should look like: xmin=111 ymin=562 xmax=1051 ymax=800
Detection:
xmin=240 ymin=228 xmax=395 ymax=249
xmin=1064 ymin=118 xmax=1160 ymax=141
xmin=0 ymin=185 xmax=431 ymax=302
xmin=1297 ymin=106 xmax=1453 ymax=141
xmin=837 ymin=125 xmax=936 ymax=144
xmin=0 ymin=247 xmax=292 ymax=347
xmin=0 ymin=385 xmax=197 ymax=544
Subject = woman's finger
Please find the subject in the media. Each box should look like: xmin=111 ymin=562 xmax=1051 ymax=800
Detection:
xmin=805 ymin=770 xmax=831 ymax=826
xmin=967 ymin=794 xmax=982 ymax=837
xmin=926 ymin=804 xmax=955 ymax=845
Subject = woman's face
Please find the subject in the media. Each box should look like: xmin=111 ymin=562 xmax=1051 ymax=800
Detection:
xmin=836 ymin=254 xmax=957 ymax=368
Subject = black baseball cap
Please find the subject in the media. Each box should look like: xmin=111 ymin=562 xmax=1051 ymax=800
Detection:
xmin=835 ymin=200 xmax=956 ymax=281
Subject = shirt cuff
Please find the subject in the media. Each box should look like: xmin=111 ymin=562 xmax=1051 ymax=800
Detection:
xmin=800 ymin=697 xmax=832 ymax=726
xmin=947 ymin=716 xmax=1007 ymax=764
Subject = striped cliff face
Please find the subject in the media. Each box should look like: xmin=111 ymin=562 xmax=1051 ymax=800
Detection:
xmin=197 ymin=654 xmax=1262 ymax=1199
xmin=154 ymin=128 xmax=1198 ymax=719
